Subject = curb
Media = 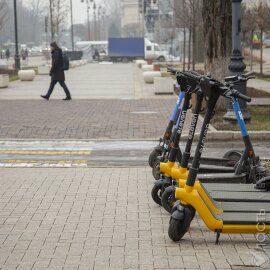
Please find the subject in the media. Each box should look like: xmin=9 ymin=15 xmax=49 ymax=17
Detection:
xmin=184 ymin=131 xmax=270 ymax=141
xmin=0 ymin=131 xmax=270 ymax=142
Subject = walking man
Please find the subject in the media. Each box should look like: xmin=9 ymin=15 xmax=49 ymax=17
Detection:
xmin=41 ymin=42 xmax=71 ymax=100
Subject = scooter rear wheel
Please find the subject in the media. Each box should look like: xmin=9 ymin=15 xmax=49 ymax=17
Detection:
xmin=223 ymin=150 xmax=242 ymax=162
xmin=148 ymin=146 xmax=163 ymax=168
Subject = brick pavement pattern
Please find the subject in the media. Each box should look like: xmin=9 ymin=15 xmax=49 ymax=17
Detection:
xmin=0 ymin=100 xmax=198 ymax=140
xmin=0 ymin=168 xmax=264 ymax=270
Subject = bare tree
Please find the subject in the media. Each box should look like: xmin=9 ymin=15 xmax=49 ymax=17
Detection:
xmin=171 ymin=0 xmax=202 ymax=70
xmin=102 ymin=0 xmax=121 ymax=37
xmin=255 ymin=1 xmax=270 ymax=74
xmin=186 ymin=0 xmax=202 ymax=69
xmin=28 ymin=0 xmax=45 ymax=44
xmin=0 ymin=0 xmax=8 ymax=31
xmin=123 ymin=23 xmax=141 ymax=37
xmin=202 ymin=0 xmax=231 ymax=81
xmin=51 ymin=0 xmax=69 ymax=42
xmin=241 ymin=4 xmax=257 ymax=71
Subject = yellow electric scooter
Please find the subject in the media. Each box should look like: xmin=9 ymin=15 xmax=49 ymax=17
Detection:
xmin=168 ymin=72 xmax=270 ymax=243
xmin=159 ymin=70 xmax=267 ymax=213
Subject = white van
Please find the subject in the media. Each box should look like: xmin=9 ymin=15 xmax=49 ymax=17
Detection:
xmin=144 ymin=38 xmax=168 ymax=62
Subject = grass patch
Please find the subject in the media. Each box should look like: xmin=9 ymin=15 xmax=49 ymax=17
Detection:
xmin=10 ymin=75 xmax=19 ymax=81
xmin=211 ymin=106 xmax=270 ymax=131
xmin=247 ymin=87 xmax=270 ymax=97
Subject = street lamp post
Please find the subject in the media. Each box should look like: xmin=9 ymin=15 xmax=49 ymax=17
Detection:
xmin=223 ymin=0 xmax=250 ymax=122
xmin=93 ymin=2 xmax=97 ymax=41
xmin=87 ymin=5 xmax=91 ymax=40
xmin=49 ymin=0 xmax=54 ymax=41
xmin=70 ymin=0 xmax=74 ymax=50
xmin=81 ymin=0 xmax=93 ymax=41
xmin=13 ymin=0 xmax=20 ymax=70
xmin=98 ymin=6 xmax=102 ymax=41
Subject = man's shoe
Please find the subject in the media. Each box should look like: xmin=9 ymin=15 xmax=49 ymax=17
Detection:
xmin=41 ymin=95 xmax=49 ymax=100
xmin=63 ymin=97 xmax=72 ymax=100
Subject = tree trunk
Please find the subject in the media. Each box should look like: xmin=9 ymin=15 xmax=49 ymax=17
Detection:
xmin=183 ymin=26 xmax=186 ymax=71
xmin=260 ymin=27 xmax=263 ymax=75
xmin=182 ymin=0 xmax=186 ymax=71
xmin=250 ymin=29 xmax=253 ymax=71
xmin=202 ymin=0 xmax=232 ymax=110
xmin=192 ymin=0 xmax=196 ymax=70
xmin=188 ymin=21 xmax=192 ymax=70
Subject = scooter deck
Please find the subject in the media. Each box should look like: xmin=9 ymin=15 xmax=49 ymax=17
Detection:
xmin=217 ymin=201 xmax=270 ymax=212
xmin=191 ymin=156 xmax=235 ymax=167
xmin=197 ymin=164 xmax=235 ymax=174
xmin=201 ymin=183 xmax=270 ymax=212
xmin=204 ymin=183 xmax=256 ymax=192
xmin=211 ymin=191 xmax=270 ymax=202
xmin=197 ymin=172 xmax=247 ymax=183
xmin=221 ymin=212 xmax=270 ymax=224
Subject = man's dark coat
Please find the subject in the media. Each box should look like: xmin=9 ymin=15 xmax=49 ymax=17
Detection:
xmin=50 ymin=48 xmax=65 ymax=81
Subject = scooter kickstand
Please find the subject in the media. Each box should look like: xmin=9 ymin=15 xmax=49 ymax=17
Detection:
xmin=215 ymin=230 xmax=221 ymax=245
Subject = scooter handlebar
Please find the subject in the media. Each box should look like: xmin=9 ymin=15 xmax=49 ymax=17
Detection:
xmin=183 ymin=70 xmax=202 ymax=83
xmin=243 ymin=71 xmax=254 ymax=78
xmin=234 ymin=91 xmax=252 ymax=102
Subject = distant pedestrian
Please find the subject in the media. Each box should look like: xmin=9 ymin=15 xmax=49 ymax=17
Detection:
xmin=5 ymin=48 xmax=10 ymax=61
xmin=41 ymin=41 xmax=71 ymax=100
xmin=21 ymin=49 xmax=26 ymax=60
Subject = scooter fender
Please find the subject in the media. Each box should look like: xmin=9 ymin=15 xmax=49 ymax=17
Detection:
xmin=154 ymin=178 xmax=172 ymax=189
xmin=164 ymin=185 xmax=176 ymax=194
xmin=154 ymin=145 xmax=163 ymax=153
xmin=171 ymin=209 xmax=185 ymax=221
xmin=172 ymin=205 xmax=193 ymax=232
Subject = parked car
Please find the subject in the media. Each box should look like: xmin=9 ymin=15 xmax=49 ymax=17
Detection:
xmin=263 ymin=36 xmax=270 ymax=48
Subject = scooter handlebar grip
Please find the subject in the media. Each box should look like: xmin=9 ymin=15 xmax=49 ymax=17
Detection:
xmin=184 ymin=71 xmax=201 ymax=83
xmin=235 ymin=91 xmax=252 ymax=102
xmin=243 ymin=71 xmax=254 ymax=77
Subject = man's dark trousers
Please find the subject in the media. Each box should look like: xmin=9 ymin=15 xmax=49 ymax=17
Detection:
xmin=47 ymin=80 xmax=71 ymax=98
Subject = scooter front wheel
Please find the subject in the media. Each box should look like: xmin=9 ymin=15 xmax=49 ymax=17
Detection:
xmin=152 ymin=159 xmax=161 ymax=180
xmin=168 ymin=217 xmax=186 ymax=241
xmin=161 ymin=188 xmax=176 ymax=213
xmin=148 ymin=146 xmax=163 ymax=168
xmin=151 ymin=184 xmax=163 ymax=205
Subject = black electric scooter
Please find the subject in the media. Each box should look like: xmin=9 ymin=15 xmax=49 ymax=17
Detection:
xmin=154 ymin=70 xmax=267 ymax=211
xmin=161 ymin=72 xmax=270 ymax=212
xmin=151 ymin=69 xmax=242 ymax=180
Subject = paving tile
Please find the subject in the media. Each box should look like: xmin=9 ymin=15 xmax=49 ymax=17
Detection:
xmin=0 ymin=167 xmax=269 ymax=270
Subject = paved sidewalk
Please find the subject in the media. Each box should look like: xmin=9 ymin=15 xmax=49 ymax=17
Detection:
xmin=0 ymin=167 xmax=267 ymax=270
xmin=0 ymin=99 xmax=201 ymax=140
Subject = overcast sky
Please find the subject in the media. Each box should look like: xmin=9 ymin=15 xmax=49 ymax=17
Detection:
xmin=23 ymin=0 xmax=103 ymax=25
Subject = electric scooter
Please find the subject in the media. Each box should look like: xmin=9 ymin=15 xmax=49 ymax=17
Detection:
xmin=151 ymin=70 xmax=243 ymax=180
xmin=160 ymin=70 xmax=267 ymax=212
xmin=148 ymin=86 xmax=185 ymax=168
xmin=167 ymin=71 xmax=270 ymax=243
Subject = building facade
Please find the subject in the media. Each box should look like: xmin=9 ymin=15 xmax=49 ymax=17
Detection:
xmin=121 ymin=0 xmax=141 ymax=27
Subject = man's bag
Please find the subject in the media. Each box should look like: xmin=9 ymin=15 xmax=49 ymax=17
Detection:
xmin=62 ymin=53 xmax=70 ymax=71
